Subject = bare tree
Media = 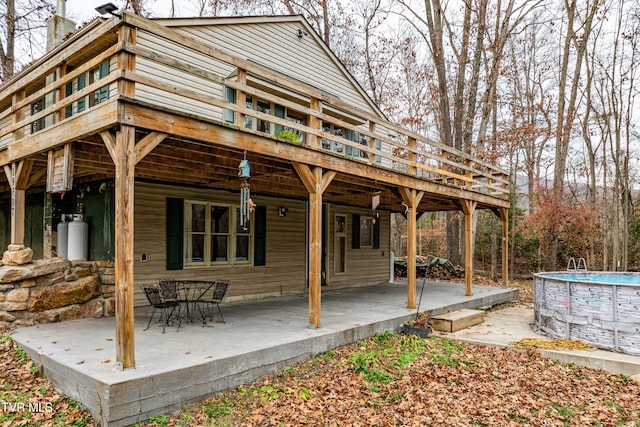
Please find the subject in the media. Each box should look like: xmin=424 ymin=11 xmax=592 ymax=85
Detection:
xmin=0 ymin=0 xmax=54 ymax=82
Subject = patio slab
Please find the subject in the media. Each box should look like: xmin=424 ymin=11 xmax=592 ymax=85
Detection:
xmin=12 ymin=281 xmax=517 ymax=427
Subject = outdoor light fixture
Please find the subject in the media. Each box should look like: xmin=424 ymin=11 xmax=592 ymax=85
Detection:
xmin=95 ymin=2 xmax=121 ymax=17
xmin=278 ymin=207 xmax=288 ymax=217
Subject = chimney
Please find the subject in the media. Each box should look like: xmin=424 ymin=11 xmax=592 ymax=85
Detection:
xmin=46 ymin=0 xmax=76 ymax=52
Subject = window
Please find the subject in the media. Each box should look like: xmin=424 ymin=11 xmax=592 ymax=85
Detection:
xmin=30 ymin=72 xmax=57 ymax=133
xmin=222 ymin=86 xmax=237 ymax=124
xmin=321 ymin=123 xmax=366 ymax=158
xmin=242 ymin=96 xmax=302 ymax=141
xmin=256 ymin=99 xmax=271 ymax=133
xmin=184 ymin=201 xmax=252 ymax=267
xmin=89 ymin=60 xmax=110 ymax=107
xmin=359 ymin=217 xmax=373 ymax=248
xmin=352 ymin=213 xmax=380 ymax=250
xmin=30 ymin=97 xmax=46 ymax=134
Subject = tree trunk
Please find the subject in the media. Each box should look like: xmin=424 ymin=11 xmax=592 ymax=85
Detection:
xmin=2 ymin=0 xmax=16 ymax=82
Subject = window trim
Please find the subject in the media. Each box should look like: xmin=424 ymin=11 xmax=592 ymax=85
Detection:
xmin=183 ymin=200 xmax=254 ymax=268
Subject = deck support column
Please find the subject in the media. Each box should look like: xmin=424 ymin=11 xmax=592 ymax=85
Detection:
xmin=399 ymin=187 xmax=424 ymax=309
xmin=499 ymin=207 xmax=509 ymax=286
xmin=461 ymin=199 xmax=477 ymax=296
xmin=293 ymin=162 xmax=336 ymax=328
xmin=113 ymin=125 xmax=136 ymax=370
xmin=3 ymin=160 xmax=33 ymax=252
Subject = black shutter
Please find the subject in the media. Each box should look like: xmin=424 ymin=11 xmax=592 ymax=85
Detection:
xmin=373 ymin=217 xmax=380 ymax=249
xmin=254 ymin=205 xmax=267 ymax=266
xmin=166 ymin=198 xmax=183 ymax=270
xmin=352 ymin=214 xmax=360 ymax=249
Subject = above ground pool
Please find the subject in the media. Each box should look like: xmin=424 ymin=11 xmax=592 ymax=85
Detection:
xmin=533 ymin=271 xmax=640 ymax=355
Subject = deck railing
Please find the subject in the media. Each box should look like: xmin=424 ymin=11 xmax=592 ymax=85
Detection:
xmin=0 ymin=14 xmax=509 ymax=201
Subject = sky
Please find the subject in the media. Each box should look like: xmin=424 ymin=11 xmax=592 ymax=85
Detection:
xmin=64 ymin=0 xmax=200 ymax=22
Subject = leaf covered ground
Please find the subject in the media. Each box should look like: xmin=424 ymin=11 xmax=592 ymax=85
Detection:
xmin=2 ymin=279 xmax=639 ymax=426
xmin=142 ymin=334 xmax=640 ymax=426
xmin=0 ymin=335 xmax=95 ymax=427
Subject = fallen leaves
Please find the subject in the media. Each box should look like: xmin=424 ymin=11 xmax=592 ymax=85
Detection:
xmin=512 ymin=337 xmax=595 ymax=351
xmin=139 ymin=333 xmax=640 ymax=426
xmin=0 ymin=334 xmax=95 ymax=427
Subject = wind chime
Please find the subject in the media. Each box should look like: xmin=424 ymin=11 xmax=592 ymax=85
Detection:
xmin=238 ymin=151 xmax=253 ymax=230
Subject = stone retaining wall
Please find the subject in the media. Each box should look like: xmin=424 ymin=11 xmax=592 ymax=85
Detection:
xmin=0 ymin=258 xmax=115 ymax=328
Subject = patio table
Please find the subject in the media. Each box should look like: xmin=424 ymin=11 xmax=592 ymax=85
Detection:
xmin=159 ymin=280 xmax=217 ymax=325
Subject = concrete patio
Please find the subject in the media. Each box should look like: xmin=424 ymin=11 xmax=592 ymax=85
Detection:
xmin=12 ymin=280 xmax=518 ymax=426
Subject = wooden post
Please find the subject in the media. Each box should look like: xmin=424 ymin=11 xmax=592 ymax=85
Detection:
xmin=118 ymin=26 xmax=136 ymax=98
xmin=499 ymin=207 xmax=509 ymax=287
xmin=12 ymin=90 xmax=25 ymax=142
xmin=367 ymin=121 xmax=376 ymax=164
xmin=3 ymin=160 xmax=33 ymax=249
xmin=308 ymin=97 xmax=321 ymax=149
xmin=461 ymin=199 xmax=477 ymax=296
xmin=55 ymin=64 xmax=66 ymax=123
xmin=407 ymin=136 xmax=417 ymax=176
xmin=114 ymin=125 xmax=136 ymax=370
xmin=236 ymin=68 xmax=247 ymax=127
xmin=399 ymin=187 xmax=424 ymax=309
xmin=293 ymin=162 xmax=335 ymax=328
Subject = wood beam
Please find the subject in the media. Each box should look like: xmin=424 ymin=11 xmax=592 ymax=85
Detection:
xmin=399 ymin=187 xmax=424 ymax=309
xmin=293 ymin=163 xmax=335 ymax=328
xmin=100 ymin=130 xmax=117 ymax=164
xmin=134 ymin=131 xmax=167 ymax=164
xmin=461 ymin=199 xmax=477 ymax=296
xmin=499 ymin=207 xmax=509 ymax=287
xmin=0 ymin=102 xmax=118 ymax=165
xmin=120 ymin=103 xmax=510 ymax=209
xmin=114 ymin=125 xmax=136 ymax=370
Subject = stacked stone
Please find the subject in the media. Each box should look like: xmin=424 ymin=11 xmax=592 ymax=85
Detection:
xmin=0 ymin=258 xmax=116 ymax=329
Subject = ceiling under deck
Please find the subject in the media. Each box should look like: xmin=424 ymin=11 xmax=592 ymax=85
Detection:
xmin=0 ymin=129 xmax=496 ymax=214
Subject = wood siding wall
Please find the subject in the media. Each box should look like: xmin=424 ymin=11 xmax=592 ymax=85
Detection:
xmin=325 ymin=204 xmax=390 ymax=287
xmin=133 ymin=182 xmax=390 ymax=307
xmin=166 ymin=21 xmax=377 ymax=115
xmin=134 ymin=182 xmax=306 ymax=306
xmin=135 ymin=30 xmax=232 ymax=121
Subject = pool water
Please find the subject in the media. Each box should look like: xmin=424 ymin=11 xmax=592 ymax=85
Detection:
xmin=539 ymin=272 xmax=640 ymax=285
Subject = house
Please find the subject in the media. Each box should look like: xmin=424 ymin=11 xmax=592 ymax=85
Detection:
xmin=0 ymin=11 xmax=510 ymax=370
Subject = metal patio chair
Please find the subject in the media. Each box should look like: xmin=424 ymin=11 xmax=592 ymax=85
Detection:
xmin=200 ymin=280 xmax=229 ymax=324
xmin=143 ymin=285 xmax=180 ymax=333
